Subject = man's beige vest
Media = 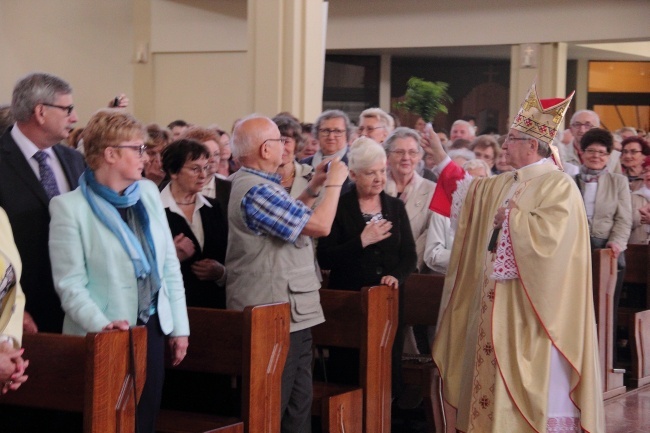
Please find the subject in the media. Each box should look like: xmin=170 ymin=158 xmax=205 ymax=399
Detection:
xmin=225 ymin=169 xmax=324 ymax=332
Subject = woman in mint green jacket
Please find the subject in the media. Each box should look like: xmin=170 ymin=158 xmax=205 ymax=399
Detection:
xmin=49 ymin=109 xmax=189 ymax=433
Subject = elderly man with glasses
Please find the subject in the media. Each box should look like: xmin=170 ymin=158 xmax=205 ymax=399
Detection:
xmin=563 ymin=110 xmax=623 ymax=176
xmin=0 ymin=72 xmax=85 ymax=334
xmin=563 ymin=109 xmax=600 ymax=166
xmin=225 ymin=115 xmax=348 ymax=433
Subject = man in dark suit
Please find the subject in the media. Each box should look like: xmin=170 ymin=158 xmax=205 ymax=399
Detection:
xmin=0 ymin=72 xmax=85 ymax=333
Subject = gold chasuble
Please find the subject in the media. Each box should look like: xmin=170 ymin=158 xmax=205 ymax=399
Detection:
xmin=432 ymin=160 xmax=604 ymax=433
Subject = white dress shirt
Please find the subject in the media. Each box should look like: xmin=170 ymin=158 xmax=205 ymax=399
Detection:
xmin=160 ymin=184 xmax=212 ymax=250
xmin=11 ymin=123 xmax=72 ymax=194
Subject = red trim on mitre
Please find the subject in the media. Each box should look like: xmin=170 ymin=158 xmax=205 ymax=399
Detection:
xmin=539 ymin=97 xmax=565 ymax=109
xmin=538 ymin=90 xmax=575 ymax=111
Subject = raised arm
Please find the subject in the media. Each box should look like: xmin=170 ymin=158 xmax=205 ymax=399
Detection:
xmin=424 ymin=123 xmax=448 ymax=166
xmin=301 ymin=158 xmax=349 ymax=238
xmin=424 ymin=124 xmax=469 ymax=218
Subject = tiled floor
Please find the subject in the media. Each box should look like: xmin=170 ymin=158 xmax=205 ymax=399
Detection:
xmin=390 ymin=384 xmax=650 ymax=432
xmin=605 ymin=385 xmax=650 ymax=433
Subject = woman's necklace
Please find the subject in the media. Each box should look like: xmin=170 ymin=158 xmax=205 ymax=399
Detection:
xmin=171 ymin=184 xmax=196 ymax=206
xmin=280 ymin=165 xmax=296 ymax=185
xmin=360 ymin=200 xmax=381 ymax=215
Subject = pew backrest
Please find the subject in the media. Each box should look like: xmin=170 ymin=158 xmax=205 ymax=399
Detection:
xmin=170 ymin=303 xmax=290 ymax=433
xmin=631 ymin=310 xmax=650 ymax=388
xmin=0 ymin=327 xmax=146 ymax=433
xmin=313 ymin=285 xmax=398 ymax=433
xmin=403 ymin=273 xmax=445 ymax=327
xmin=623 ymin=244 xmax=649 ymax=285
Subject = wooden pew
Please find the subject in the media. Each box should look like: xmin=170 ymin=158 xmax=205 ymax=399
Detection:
xmin=312 ymin=285 xmax=398 ymax=433
xmin=0 ymin=327 xmax=146 ymax=433
xmin=401 ymin=273 xmax=445 ymax=433
xmin=629 ymin=310 xmax=650 ymax=388
xmin=620 ymin=244 xmax=650 ymax=388
xmin=623 ymin=243 xmax=649 ymax=308
xmin=157 ymin=302 xmax=289 ymax=433
xmin=592 ymin=249 xmax=626 ymax=399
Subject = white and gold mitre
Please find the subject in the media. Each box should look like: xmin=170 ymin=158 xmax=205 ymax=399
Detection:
xmin=511 ymin=83 xmax=575 ymax=146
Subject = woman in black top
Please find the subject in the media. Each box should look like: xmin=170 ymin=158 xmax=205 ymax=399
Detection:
xmin=161 ymin=139 xmax=228 ymax=308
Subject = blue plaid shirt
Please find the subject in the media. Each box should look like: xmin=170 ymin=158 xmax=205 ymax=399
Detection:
xmin=240 ymin=167 xmax=313 ymax=243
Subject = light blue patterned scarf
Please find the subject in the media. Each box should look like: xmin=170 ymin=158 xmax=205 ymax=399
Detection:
xmin=80 ymin=169 xmax=161 ymax=321
xmin=79 ymin=169 xmax=155 ymax=278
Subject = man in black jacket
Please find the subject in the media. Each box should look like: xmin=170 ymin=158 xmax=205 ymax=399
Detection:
xmin=0 ymin=72 xmax=85 ymax=333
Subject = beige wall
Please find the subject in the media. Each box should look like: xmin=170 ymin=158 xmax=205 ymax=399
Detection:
xmin=0 ymin=0 xmax=134 ymax=125
xmin=327 ymin=0 xmax=650 ymax=49
xmin=135 ymin=0 xmax=250 ymax=127
xmin=150 ymin=0 xmax=246 ymax=53
xmin=152 ymin=51 xmax=250 ymax=130
xmin=1 ymin=0 xmax=648 ymax=129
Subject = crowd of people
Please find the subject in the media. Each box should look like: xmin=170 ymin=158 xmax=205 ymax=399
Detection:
xmin=0 ymin=71 xmax=648 ymax=433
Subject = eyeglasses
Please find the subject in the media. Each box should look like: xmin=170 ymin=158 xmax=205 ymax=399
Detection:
xmin=111 ymin=144 xmax=148 ymax=157
xmin=261 ymin=137 xmax=289 ymax=147
xmin=389 ymin=149 xmax=420 ymax=157
xmin=622 ymin=149 xmax=643 ymax=155
xmin=41 ymin=103 xmax=75 ymax=116
xmin=505 ymin=136 xmax=530 ymax=144
xmin=584 ymin=149 xmax=609 ymax=157
xmin=570 ymin=122 xmax=595 ymax=130
xmin=182 ymin=164 xmax=213 ymax=175
xmin=318 ymin=128 xmax=346 ymax=137
xmin=358 ymin=126 xmax=385 ymax=134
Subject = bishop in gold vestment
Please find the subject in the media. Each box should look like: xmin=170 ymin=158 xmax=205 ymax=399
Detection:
xmin=430 ymin=85 xmax=605 ymax=433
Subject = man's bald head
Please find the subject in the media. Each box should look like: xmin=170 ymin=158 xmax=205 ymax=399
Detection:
xmin=231 ymin=115 xmax=277 ymax=160
xmin=231 ymin=115 xmax=285 ymax=172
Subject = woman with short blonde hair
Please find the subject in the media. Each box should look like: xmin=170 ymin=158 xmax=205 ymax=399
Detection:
xmin=50 ymin=109 xmax=189 ymax=433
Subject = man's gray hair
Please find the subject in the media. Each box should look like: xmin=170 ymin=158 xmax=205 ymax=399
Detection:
xmin=383 ymin=127 xmax=423 ymax=156
xmin=448 ymin=148 xmax=475 ymax=162
xmin=348 ymin=137 xmax=386 ymax=172
xmin=570 ymin=110 xmax=600 ymax=127
xmin=463 ymin=158 xmax=492 ymax=177
xmin=313 ymin=109 xmax=352 ymax=142
xmin=451 ymin=119 xmax=476 ymax=137
xmin=618 ymin=126 xmax=638 ymax=136
xmin=359 ymin=108 xmax=395 ymax=132
xmin=11 ymin=72 xmax=73 ymax=122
